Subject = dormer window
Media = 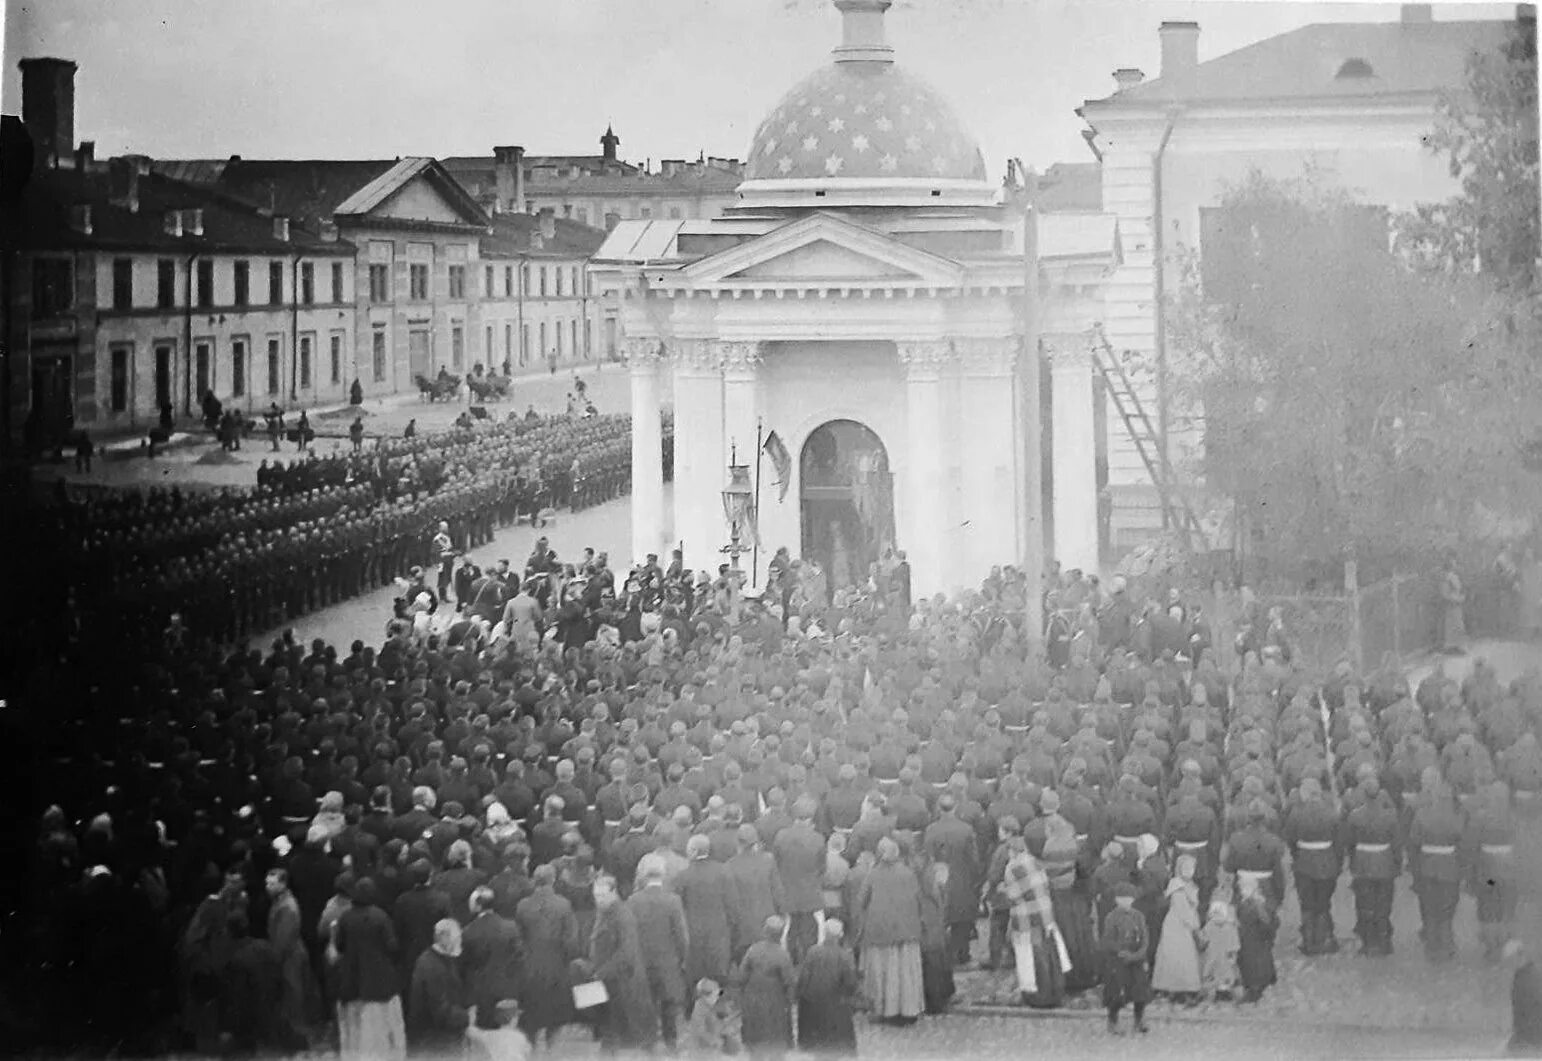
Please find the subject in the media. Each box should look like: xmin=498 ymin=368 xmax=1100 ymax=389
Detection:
xmin=1336 ymin=58 xmax=1375 ymax=79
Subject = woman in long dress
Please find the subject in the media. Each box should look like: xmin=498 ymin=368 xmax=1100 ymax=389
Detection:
xmin=853 ymin=837 xmax=925 ymax=1023
xmin=1040 ymin=807 xmax=1099 ymax=992
xmin=917 ymin=859 xmax=955 ymax=1014
xmin=1003 ymin=845 xmax=1068 ymax=1009
xmin=796 ymin=919 xmax=860 ymax=1056
xmin=1151 ymin=855 xmax=1203 ymax=1002
xmin=1236 ymin=876 xmax=1278 ymax=1002
xmin=735 ymin=915 xmax=797 ymax=1061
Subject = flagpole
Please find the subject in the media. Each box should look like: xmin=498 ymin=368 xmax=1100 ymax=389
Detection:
xmin=752 ymin=418 xmax=764 ymax=587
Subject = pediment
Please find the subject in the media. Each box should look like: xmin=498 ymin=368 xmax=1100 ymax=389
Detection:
xmin=372 ymin=177 xmax=468 ymax=225
xmin=680 ymin=211 xmax=965 ymax=287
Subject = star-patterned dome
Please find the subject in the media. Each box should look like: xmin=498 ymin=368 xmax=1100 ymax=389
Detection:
xmin=745 ymin=62 xmax=987 ymax=184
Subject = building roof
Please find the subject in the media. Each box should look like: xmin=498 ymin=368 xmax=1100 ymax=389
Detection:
xmin=744 ymin=60 xmax=986 ymax=183
xmin=481 ymin=212 xmax=608 ymax=260
xmin=6 ymin=164 xmax=352 ymax=254
xmin=443 ymin=153 xmax=743 ymax=198
xmin=1036 ymin=162 xmax=1102 ymax=212
xmin=331 ymin=156 xmax=490 ymax=225
xmin=1087 ymin=18 xmax=1516 ymax=108
xmin=441 ymin=154 xmax=642 ymax=178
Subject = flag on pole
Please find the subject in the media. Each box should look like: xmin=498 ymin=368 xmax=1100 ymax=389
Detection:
xmin=762 ymin=431 xmax=792 ymax=502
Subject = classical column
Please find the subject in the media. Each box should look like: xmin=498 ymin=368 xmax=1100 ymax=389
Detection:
xmin=956 ymin=337 xmax=1020 ymax=583
xmin=670 ymin=339 xmax=725 ymax=575
xmin=1048 ymin=333 xmax=1099 ymax=574
xmin=625 ymin=337 xmax=665 ymax=565
xmin=897 ymin=340 xmax=951 ymax=599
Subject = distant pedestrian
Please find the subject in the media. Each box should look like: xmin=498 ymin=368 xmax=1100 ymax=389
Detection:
xmin=74 ymin=431 xmax=94 ymax=473
xmin=350 ymin=416 xmax=365 ymax=452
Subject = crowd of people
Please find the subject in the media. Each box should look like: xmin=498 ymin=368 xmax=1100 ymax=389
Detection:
xmin=12 ymin=485 xmax=1542 ymax=1061
xmin=15 ymin=410 xmax=667 ymax=654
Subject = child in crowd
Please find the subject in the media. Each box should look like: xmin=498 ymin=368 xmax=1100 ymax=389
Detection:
xmin=1099 ymin=881 xmax=1151 ymax=1035
xmin=1200 ymin=897 xmax=1240 ymax=1002
xmin=683 ymin=978 xmax=741 ymax=1057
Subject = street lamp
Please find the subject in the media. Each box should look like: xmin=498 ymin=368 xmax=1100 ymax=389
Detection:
xmin=721 ymin=442 xmax=754 ymax=574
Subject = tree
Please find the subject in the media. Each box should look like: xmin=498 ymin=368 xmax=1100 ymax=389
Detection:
xmin=1397 ymin=19 xmax=1539 ymax=292
xmin=1166 ymin=170 xmax=1542 ymax=576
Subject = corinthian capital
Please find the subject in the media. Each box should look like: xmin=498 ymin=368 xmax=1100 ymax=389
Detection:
xmin=716 ymin=340 xmax=764 ymax=372
xmin=1042 ymin=333 xmax=1094 ymax=370
xmin=669 ymin=339 xmax=721 ymax=370
xmin=953 ymin=336 xmax=1017 ymax=375
xmin=623 ymin=337 xmax=664 ymax=367
xmin=896 ymin=339 xmax=953 ymax=375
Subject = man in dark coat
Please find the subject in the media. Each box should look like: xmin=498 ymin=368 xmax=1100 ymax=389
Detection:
xmin=674 ymin=834 xmax=736 ymax=987
xmin=1281 ymin=778 xmax=1341 ymax=955
xmin=923 ymin=794 xmax=979 ymax=966
xmin=407 ymin=919 xmax=470 ymax=1054
xmin=461 ymin=886 xmax=525 ymax=1029
xmin=392 ymin=860 xmax=451 ymax=994
xmin=514 ymin=864 xmax=580 ymax=1047
xmin=726 ymin=825 xmax=786 ymax=961
xmin=1344 ymin=774 xmax=1400 ymax=957
xmin=587 ymin=874 xmax=658 ymax=1052
xmin=626 ymin=855 xmax=690 ymax=1047
xmin=773 ymin=798 xmax=827 ymax=964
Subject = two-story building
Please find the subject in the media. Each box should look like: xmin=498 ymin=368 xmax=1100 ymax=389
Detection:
xmin=442 ymin=128 xmax=745 ymax=229
xmin=1077 ymin=3 xmax=1533 ymax=548
xmin=4 ymin=58 xmax=358 ymax=441
xmin=479 ymin=211 xmax=609 ymax=375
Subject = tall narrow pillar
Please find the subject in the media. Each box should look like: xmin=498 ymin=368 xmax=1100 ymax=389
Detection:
xmin=671 ymin=339 xmax=724 ymax=577
xmin=626 ymin=337 xmax=664 ymax=565
xmin=1048 ymin=334 xmax=1099 ymax=574
xmin=956 ymin=337 xmax=1020 ymax=585
xmin=898 ymin=340 xmax=950 ymax=600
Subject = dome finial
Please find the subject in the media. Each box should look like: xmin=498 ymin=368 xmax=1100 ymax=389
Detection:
xmin=833 ymin=0 xmax=894 ymax=64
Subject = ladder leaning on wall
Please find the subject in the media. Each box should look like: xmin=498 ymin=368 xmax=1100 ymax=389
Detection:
xmin=1091 ymin=327 xmax=1207 ymax=553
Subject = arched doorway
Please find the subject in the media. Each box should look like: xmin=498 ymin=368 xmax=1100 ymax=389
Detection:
xmin=800 ymin=419 xmax=895 ymax=596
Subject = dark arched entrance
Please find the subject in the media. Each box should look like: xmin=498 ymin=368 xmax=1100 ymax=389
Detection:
xmin=800 ymin=419 xmax=895 ymax=594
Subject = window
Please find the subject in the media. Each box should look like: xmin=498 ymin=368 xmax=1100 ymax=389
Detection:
xmin=539 ymin=267 xmax=547 ymax=297
xmin=267 ymin=337 xmax=281 ymax=394
xmin=485 ymin=325 xmax=494 ymax=363
xmin=521 ymin=324 xmax=529 ymax=365
xmin=448 ymin=265 xmax=466 ymax=300
xmin=112 ymin=258 xmax=133 ymax=309
xmin=639 ymin=206 xmax=652 ymax=219
xmin=330 ymin=332 xmax=343 ymax=385
xmin=300 ymin=262 xmax=315 ymax=305
xmin=573 ymin=267 xmax=581 ymax=296
xmin=110 ymin=345 xmax=130 ymax=412
xmin=522 ymin=264 xmax=532 ymax=294
xmin=269 ymin=261 xmax=284 ymax=304
xmin=555 ymin=268 xmax=564 ymax=297
xmin=504 ymin=267 xmax=513 ymax=297
xmin=485 ymin=265 xmax=495 ymax=297
xmin=410 ymin=263 xmax=429 ymax=300
xmin=571 ymin=320 xmax=578 ymax=360
xmin=372 ymin=328 xmax=387 ymax=382
xmin=557 ymin=323 xmax=564 ymax=358
xmin=668 ymin=206 xmax=682 ymax=220
xmin=505 ymin=323 xmax=512 ymax=360
xmin=299 ymin=334 xmax=313 ymax=388
xmin=584 ymin=319 xmax=592 ymax=356
xmin=331 ymin=262 xmax=344 ymax=303
xmin=451 ymin=324 xmax=464 ymax=369
xmin=232 ymin=339 xmax=247 ymax=397
xmin=157 ymin=259 xmax=176 ymax=309
xmin=369 ymin=264 xmax=390 ymax=303
xmin=196 ymin=259 xmax=214 ymax=308
xmin=32 ymin=257 xmax=74 ymax=317
xmin=575 ymin=208 xmax=588 ymax=225
xmin=234 ymin=260 xmax=250 ymax=306
xmin=195 ymin=340 xmax=212 ymax=397
xmin=539 ymin=322 xmax=546 ymax=359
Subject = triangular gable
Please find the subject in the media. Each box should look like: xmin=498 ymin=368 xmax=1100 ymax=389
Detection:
xmin=680 ymin=211 xmax=964 ymax=287
xmin=336 ymin=158 xmax=489 ymax=228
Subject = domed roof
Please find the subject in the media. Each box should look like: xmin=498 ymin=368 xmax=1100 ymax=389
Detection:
xmin=745 ymin=62 xmax=986 ymax=184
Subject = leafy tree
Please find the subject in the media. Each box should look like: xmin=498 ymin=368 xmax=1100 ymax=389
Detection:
xmin=1397 ymin=19 xmax=1539 ymax=291
xmin=1167 ymin=171 xmax=1542 ymax=575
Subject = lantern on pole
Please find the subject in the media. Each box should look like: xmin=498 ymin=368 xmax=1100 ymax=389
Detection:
xmin=721 ymin=443 xmax=755 ymax=572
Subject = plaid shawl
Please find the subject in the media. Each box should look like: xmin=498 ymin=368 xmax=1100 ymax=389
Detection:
xmin=1002 ymin=852 xmax=1055 ymax=929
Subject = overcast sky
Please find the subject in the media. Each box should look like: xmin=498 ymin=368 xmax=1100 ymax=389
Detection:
xmin=1 ymin=0 xmax=1518 ymax=177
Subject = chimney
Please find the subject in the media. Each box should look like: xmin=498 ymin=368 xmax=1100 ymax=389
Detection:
xmin=601 ymin=125 xmax=620 ymax=162
xmin=539 ymin=209 xmax=556 ymax=241
xmin=69 ymin=204 xmax=92 ymax=235
xmin=273 ymin=216 xmax=290 ymax=242
xmin=108 ymin=156 xmax=140 ymax=213
xmin=1519 ymin=4 xmax=1537 ymax=25
xmin=605 ymin=212 xmax=621 ymax=231
xmin=75 ymin=140 xmax=94 ymax=171
xmin=493 ymin=145 xmax=525 ymax=214
xmin=833 ymin=0 xmax=894 ymax=64
xmin=319 ymin=220 xmax=339 ymax=242
xmin=1158 ymin=21 xmax=1200 ymax=97
xmin=1113 ymin=68 xmax=1146 ymax=91
xmin=1401 ymin=4 xmax=1433 ymax=23
xmin=164 ymin=210 xmax=183 ymax=237
xmin=19 ymin=57 xmax=76 ymax=171
xmin=185 ymin=208 xmax=204 ymax=236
